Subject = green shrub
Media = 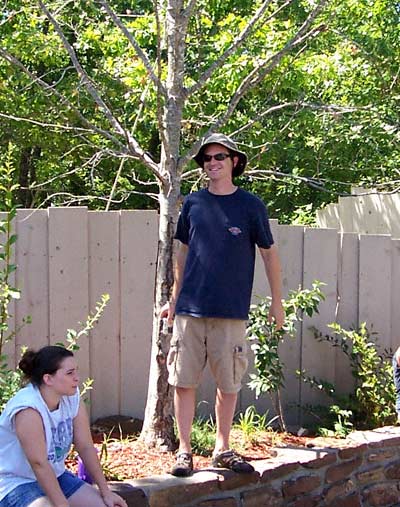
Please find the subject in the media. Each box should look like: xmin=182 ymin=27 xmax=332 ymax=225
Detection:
xmin=247 ymin=281 xmax=325 ymax=431
xmin=190 ymin=416 xmax=216 ymax=456
xmin=0 ymin=365 xmax=22 ymax=412
xmin=233 ymin=405 xmax=279 ymax=443
xmin=299 ymin=322 xmax=396 ymax=433
xmin=0 ymin=145 xmax=24 ymax=410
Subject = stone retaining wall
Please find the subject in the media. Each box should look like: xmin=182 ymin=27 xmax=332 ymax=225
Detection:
xmin=110 ymin=427 xmax=400 ymax=507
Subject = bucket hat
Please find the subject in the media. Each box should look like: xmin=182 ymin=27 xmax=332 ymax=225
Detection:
xmin=193 ymin=133 xmax=247 ymax=178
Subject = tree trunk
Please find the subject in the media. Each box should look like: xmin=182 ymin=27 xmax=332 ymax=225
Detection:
xmin=140 ymin=188 xmax=180 ymax=450
xmin=140 ymin=0 xmax=187 ymax=449
xmin=18 ymin=146 xmax=40 ymax=207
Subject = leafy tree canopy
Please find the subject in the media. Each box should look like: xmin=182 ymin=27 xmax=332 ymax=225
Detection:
xmin=0 ymin=0 xmax=399 ymax=221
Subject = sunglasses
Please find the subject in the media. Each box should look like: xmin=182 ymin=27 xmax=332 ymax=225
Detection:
xmin=203 ymin=153 xmax=232 ymax=163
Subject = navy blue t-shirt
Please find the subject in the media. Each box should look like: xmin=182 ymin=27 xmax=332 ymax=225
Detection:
xmin=175 ymin=188 xmax=274 ymax=320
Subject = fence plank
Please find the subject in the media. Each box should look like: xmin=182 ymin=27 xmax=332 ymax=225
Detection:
xmin=88 ymin=211 xmax=120 ymax=420
xmin=392 ymin=240 xmax=400 ymax=352
xmin=301 ymin=228 xmax=338 ymax=414
xmin=335 ymin=233 xmax=359 ymax=394
xmin=383 ymin=194 xmax=400 ymax=239
xmin=274 ymin=225 xmax=305 ymax=427
xmin=197 ymin=366 xmax=217 ymax=419
xmin=15 ymin=210 xmax=49 ymax=357
xmin=48 ymin=207 xmax=90 ymax=383
xmin=120 ymin=210 xmax=158 ymax=418
xmin=337 ymin=197 xmax=356 ymax=232
xmin=359 ymin=234 xmax=392 ymax=351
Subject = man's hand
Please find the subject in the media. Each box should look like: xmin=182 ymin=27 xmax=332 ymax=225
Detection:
xmin=268 ymin=300 xmax=285 ymax=330
xmin=160 ymin=301 xmax=176 ymax=331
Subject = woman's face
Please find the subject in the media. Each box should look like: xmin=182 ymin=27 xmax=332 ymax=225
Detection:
xmin=45 ymin=356 xmax=79 ymax=396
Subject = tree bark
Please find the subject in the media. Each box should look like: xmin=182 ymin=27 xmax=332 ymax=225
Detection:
xmin=140 ymin=189 xmax=179 ymax=449
xmin=140 ymin=0 xmax=187 ymax=449
xmin=18 ymin=146 xmax=40 ymax=208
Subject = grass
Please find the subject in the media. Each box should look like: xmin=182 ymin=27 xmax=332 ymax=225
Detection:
xmin=187 ymin=406 xmax=280 ymax=456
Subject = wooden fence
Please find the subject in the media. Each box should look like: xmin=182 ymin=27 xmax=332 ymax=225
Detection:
xmin=2 ymin=208 xmax=400 ymax=426
xmin=316 ymin=189 xmax=400 ymax=239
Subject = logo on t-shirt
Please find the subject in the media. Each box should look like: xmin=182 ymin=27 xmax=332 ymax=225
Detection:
xmin=228 ymin=226 xmax=242 ymax=236
xmin=48 ymin=418 xmax=73 ymax=463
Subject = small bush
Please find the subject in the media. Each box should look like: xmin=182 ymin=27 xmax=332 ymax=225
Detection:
xmin=233 ymin=406 xmax=279 ymax=444
xmin=299 ymin=322 xmax=396 ymax=433
xmin=247 ymin=281 xmax=325 ymax=430
xmin=190 ymin=416 xmax=216 ymax=456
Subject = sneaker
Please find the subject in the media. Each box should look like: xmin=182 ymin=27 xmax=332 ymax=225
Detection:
xmin=170 ymin=452 xmax=193 ymax=477
xmin=212 ymin=449 xmax=255 ymax=473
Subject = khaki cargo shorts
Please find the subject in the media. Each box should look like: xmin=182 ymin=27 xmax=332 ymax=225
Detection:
xmin=167 ymin=315 xmax=248 ymax=393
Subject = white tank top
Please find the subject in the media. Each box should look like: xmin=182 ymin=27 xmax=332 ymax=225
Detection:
xmin=0 ymin=383 xmax=80 ymax=501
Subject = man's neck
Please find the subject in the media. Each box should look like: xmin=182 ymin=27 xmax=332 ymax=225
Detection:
xmin=208 ymin=180 xmax=237 ymax=195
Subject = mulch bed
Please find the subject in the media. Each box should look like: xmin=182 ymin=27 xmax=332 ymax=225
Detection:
xmin=66 ymin=416 xmax=326 ymax=480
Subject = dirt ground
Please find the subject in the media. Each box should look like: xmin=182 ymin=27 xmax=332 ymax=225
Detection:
xmin=66 ymin=416 xmax=325 ymax=480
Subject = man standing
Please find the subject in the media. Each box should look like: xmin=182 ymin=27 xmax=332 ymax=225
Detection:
xmin=163 ymin=133 xmax=285 ymax=477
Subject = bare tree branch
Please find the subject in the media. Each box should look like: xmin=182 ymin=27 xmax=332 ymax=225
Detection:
xmin=97 ymin=0 xmax=166 ymax=96
xmin=19 ymin=65 xmax=75 ymax=93
xmin=178 ymin=163 xmax=374 ymax=198
xmin=153 ymin=0 xmax=168 ymax=155
xmin=215 ymin=21 xmax=328 ymax=130
xmin=33 ymin=190 xmax=158 ymax=209
xmin=187 ymin=0 xmax=294 ymax=97
xmin=38 ymin=1 xmax=125 ymax=134
xmin=179 ymin=0 xmax=330 ymax=170
xmin=0 ymin=8 xmax=25 ymax=27
xmin=232 ymin=101 xmax=362 ymax=137
xmin=104 ymin=75 xmax=160 ymax=207
xmin=246 ymin=168 xmax=349 ymax=195
xmin=106 ymin=157 xmax=126 ymax=211
xmin=0 ymin=47 xmax=125 ymax=147
xmin=248 ymin=168 xmax=400 ymax=196
xmin=37 ymin=0 xmax=163 ymax=178
xmin=43 ymin=17 xmax=123 ymax=111
xmin=182 ymin=0 xmax=197 ymax=19
xmin=0 ymin=111 xmax=92 ymax=133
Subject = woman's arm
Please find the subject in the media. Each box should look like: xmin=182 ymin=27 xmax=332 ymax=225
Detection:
xmin=15 ymin=408 xmax=69 ymax=507
xmin=73 ymin=401 xmax=127 ymax=507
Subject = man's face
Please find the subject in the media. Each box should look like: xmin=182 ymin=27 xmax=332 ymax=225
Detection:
xmin=203 ymin=144 xmax=238 ymax=182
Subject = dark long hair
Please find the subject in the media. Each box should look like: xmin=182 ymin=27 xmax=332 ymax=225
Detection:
xmin=18 ymin=346 xmax=74 ymax=386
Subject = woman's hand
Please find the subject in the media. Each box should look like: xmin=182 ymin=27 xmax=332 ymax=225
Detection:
xmin=395 ymin=346 xmax=400 ymax=366
xmin=101 ymin=490 xmax=128 ymax=507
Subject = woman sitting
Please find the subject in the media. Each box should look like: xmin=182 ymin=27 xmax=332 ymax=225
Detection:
xmin=0 ymin=345 xmax=127 ymax=507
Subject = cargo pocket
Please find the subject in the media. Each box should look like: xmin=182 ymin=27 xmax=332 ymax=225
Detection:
xmin=167 ymin=342 xmax=179 ymax=379
xmin=233 ymin=345 xmax=248 ymax=385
